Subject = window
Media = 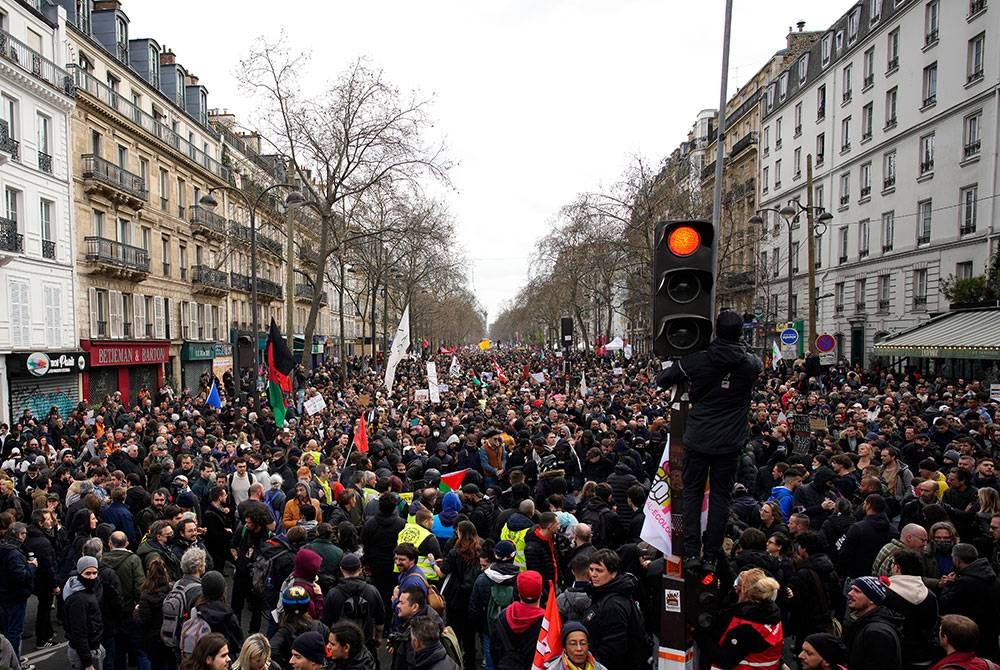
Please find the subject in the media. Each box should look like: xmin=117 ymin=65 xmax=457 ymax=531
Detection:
xmin=870 ymin=0 xmax=882 ymax=23
xmin=968 ymin=33 xmax=985 ymax=82
xmin=793 ymin=241 xmax=801 ymax=273
xmin=816 ymin=133 xmax=826 ymax=165
xmin=882 ymin=211 xmax=895 ymax=251
xmin=2 ymin=95 xmax=18 ymax=140
xmin=176 ymin=178 xmax=186 ymax=217
xmin=964 ymin=111 xmax=982 ymax=159
xmin=775 ymin=118 xmax=783 ymax=149
xmin=835 ymin=282 xmax=845 ymax=312
xmin=36 ymin=113 xmax=50 ymax=156
xmin=883 ymin=150 xmax=896 ymax=188
xmin=778 ymin=73 xmax=788 ymax=100
xmin=815 ymin=233 xmax=823 ymax=269
xmin=848 ymin=8 xmax=861 ymax=41
xmin=763 ymin=126 xmax=770 ymax=154
xmin=5 ymin=187 xmax=19 ymax=227
xmin=772 ymin=246 xmax=780 ymax=277
xmin=922 ymin=63 xmax=937 ymax=107
xmin=842 ymin=64 xmax=853 ymax=102
xmin=885 ymin=87 xmax=898 ymax=128
xmin=92 ymin=210 xmax=104 ymax=238
xmin=141 ymin=226 xmax=151 ymax=252
xmin=822 ymin=33 xmax=833 ymax=66
xmin=836 ymin=31 xmax=844 ymax=52
xmin=8 ymin=279 xmax=30 ymax=347
xmin=775 ymin=159 xmax=782 ymax=189
xmin=860 ymin=162 xmax=872 ymax=199
xmin=863 ymin=48 xmax=875 ymax=88
xmin=161 ymin=236 xmax=171 ymax=277
xmin=44 ymin=285 xmax=61 ymax=347
xmin=917 ymin=199 xmax=932 ymax=244
xmin=961 ymin=185 xmax=978 ymax=234
xmin=956 ymin=261 xmax=974 ymax=280
xmin=861 ymin=103 xmax=873 ymax=141
xmin=40 ymin=199 xmax=54 ymax=259
xmin=859 ymin=219 xmax=871 ymax=258
xmin=839 ymin=173 xmax=850 ymax=206
xmin=815 ymin=184 xmax=825 ymax=210
xmin=794 ymin=103 xmax=802 ymax=135
xmin=159 ymin=168 xmax=168 ymax=211
xmin=179 ymin=245 xmax=188 ymax=280
xmin=887 ymin=29 xmax=900 ymax=71
xmin=925 ymin=0 xmax=939 ymax=46
xmin=762 ymin=166 xmax=770 ymax=193
xmin=90 ymin=129 xmax=100 ymax=155
xmin=139 ymin=157 xmax=148 ymax=186
xmin=117 ymin=144 xmax=127 ymax=170
xmin=794 ymin=148 xmax=802 ymax=179
xmin=798 ymin=54 xmax=809 ymax=84
xmin=919 ymin=133 xmax=935 ymax=175
xmin=149 ymin=44 xmax=160 ymax=86
xmin=760 ymin=250 xmax=768 ymax=277
xmin=817 ymin=85 xmax=826 ymax=120
xmin=130 ymin=92 xmax=141 ymax=123
xmin=856 ymin=278 xmax=867 ymax=311
xmin=878 ymin=275 xmax=890 ymax=311
xmin=117 ymin=217 xmax=131 ymax=245
xmin=841 ymin=116 xmax=852 ymax=151
xmin=913 ymin=269 xmax=928 ymax=307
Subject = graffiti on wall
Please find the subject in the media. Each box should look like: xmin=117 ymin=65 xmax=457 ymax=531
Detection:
xmin=10 ymin=382 xmax=79 ymax=419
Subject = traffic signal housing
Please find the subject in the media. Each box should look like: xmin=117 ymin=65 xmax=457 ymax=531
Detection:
xmin=685 ymin=570 xmax=720 ymax=632
xmin=652 ymin=220 xmax=715 ymax=358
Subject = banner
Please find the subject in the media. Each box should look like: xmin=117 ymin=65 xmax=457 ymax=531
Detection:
xmin=771 ymin=341 xmax=783 ymax=370
xmin=427 ymin=361 xmax=440 ymax=404
xmin=531 ymin=583 xmax=562 ymax=670
xmin=530 ymin=372 xmax=546 ymax=384
xmin=580 ymin=371 xmax=588 ymax=396
xmin=640 ymin=435 xmax=674 ymax=557
xmin=383 ymin=305 xmax=410 ymax=394
xmin=449 ymin=355 xmax=461 ymax=378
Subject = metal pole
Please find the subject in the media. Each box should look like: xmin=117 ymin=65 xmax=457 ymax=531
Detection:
xmin=250 ymin=206 xmax=259 ymax=413
xmin=286 ymin=199 xmax=295 ymax=355
xmin=709 ymin=0 xmax=734 ymax=312
xmin=787 ymin=221 xmax=794 ymax=323
xmin=805 ymin=155 xmax=818 ymax=355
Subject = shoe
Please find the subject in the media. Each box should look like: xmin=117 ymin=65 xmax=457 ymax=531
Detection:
xmin=683 ymin=556 xmax=702 ymax=574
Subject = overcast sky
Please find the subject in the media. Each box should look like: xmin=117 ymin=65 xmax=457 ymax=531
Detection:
xmin=123 ymin=0 xmax=848 ymax=324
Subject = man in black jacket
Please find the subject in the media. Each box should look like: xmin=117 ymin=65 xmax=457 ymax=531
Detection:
xmin=838 ymin=494 xmax=895 ymax=580
xmin=940 ymin=543 xmax=1000 ymax=661
xmin=0 ymin=521 xmax=36 ymax=660
xmin=63 ymin=556 xmax=104 ymax=670
xmin=844 ymin=576 xmax=903 ymax=670
xmin=582 ymin=549 xmax=643 ymax=670
xmin=657 ymin=310 xmax=762 ymax=571
xmin=24 ymin=509 xmax=58 ymax=647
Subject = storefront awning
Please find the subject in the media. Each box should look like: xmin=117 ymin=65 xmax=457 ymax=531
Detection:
xmin=872 ymin=310 xmax=1000 ymax=360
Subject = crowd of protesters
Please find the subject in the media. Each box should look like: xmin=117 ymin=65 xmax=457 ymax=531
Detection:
xmin=0 ymin=326 xmax=997 ymax=670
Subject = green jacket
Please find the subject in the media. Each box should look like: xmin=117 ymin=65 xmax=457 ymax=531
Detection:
xmin=101 ymin=548 xmax=145 ymax=613
xmin=306 ymin=538 xmax=344 ymax=576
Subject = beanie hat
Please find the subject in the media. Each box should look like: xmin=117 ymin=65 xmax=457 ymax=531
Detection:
xmin=77 ymin=556 xmax=98 ymax=573
xmin=291 ymin=630 xmax=326 ymax=664
xmin=176 ymin=491 xmax=198 ymax=508
xmin=201 ymin=570 xmax=226 ymax=601
xmin=340 ymin=553 xmax=362 ymax=572
xmin=943 ymin=449 xmax=961 ymax=463
xmin=803 ymin=633 xmax=848 ymax=667
xmin=282 ymin=585 xmax=312 ymax=615
xmin=561 ymin=621 xmax=589 ymax=646
xmin=851 ymin=575 xmax=890 ymax=605
xmin=715 ymin=310 xmax=744 ymax=342
xmin=517 ymin=570 xmax=543 ymax=602
xmin=494 ymin=540 xmax=516 ymax=562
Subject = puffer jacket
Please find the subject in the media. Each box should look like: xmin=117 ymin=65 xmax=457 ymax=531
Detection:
xmin=606 ymin=463 xmax=639 ymax=526
xmin=582 ymin=573 xmax=641 ymax=670
xmin=885 ymin=574 xmax=938 ymax=668
xmin=940 ymin=557 xmax=1000 ymax=660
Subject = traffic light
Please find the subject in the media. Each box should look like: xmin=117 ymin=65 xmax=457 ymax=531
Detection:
xmin=652 ymin=220 xmax=715 ymax=357
xmin=685 ymin=570 xmax=720 ymax=632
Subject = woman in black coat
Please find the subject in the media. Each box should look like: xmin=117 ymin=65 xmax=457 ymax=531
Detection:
xmin=134 ymin=557 xmax=173 ymax=670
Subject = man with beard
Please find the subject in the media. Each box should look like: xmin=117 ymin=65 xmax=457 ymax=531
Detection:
xmin=135 ymin=488 xmax=167 ymax=538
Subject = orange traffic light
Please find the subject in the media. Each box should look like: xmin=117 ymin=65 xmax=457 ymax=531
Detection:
xmin=667 ymin=225 xmax=701 ymax=257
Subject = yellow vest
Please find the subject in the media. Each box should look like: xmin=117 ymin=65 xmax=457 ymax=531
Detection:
xmin=395 ymin=523 xmax=438 ymax=580
xmin=500 ymin=524 xmax=529 ymax=571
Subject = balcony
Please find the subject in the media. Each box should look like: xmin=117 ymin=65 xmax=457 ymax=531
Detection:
xmin=295 ymin=283 xmax=329 ymax=305
xmin=914 ymin=296 xmax=928 ymax=308
xmin=919 ymin=160 xmax=934 ymax=175
xmin=816 ymin=153 xmax=824 ymax=166
xmin=964 ymin=141 xmax=982 ymax=159
xmin=839 ymin=195 xmax=850 ymax=206
xmin=970 ymin=0 xmax=987 ymax=16
xmin=83 ymin=236 xmax=150 ymax=280
xmin=860 ymin=186 xmax=871 ymax=199
xmin=192 ymin=265 xmax=229 ymax=297
xmin=835 ymin=304 xmax=845 ymax=315
xmin=855 ymin=302 xmax=867 ymax=313
xmin=256 ymin=277 xmax=283 ymax=301
xmin=842 ymin=89 xmax=852 ymax=103
xmin=0 ymin=217 xmax=24 ymax=255
xmin=882 ymin=244 xmax=893 ymax=252
xmin=228 ymin=222 xmax=252 ymax=246
xmin=701 ymin=161 xmax=716 ymax=180
xmin=878 ymin=299 xmax=890 ymax=312
xmin=922 ymin=94 xmax=936 ymax=109
xmin=794 ymin=124 xmax=802 ymax=137
xmin=883 ymin=176 xmax=896 ymax=189
xmin=886 ymin=57 xmax=899 ymax=73
xmin=885 ymin=117 xmax=897 ymax=130
xmin=960 ymin=224 xmax=976 ymax=235
xmin=81 ymin=154 xmax=147 ymax=209
xmin=863 ymin=74 xmax=874 ymax=88
xmin=37 ymin=151 xmax=52 ymax=174
xmin=0 ymin=29 xmax=73 ymax=96
xmin=188 ymin=205 xmax=228 ymax=240
xmin=730 ymin=132 xmax=757 ymax=158
xmin=925 ymin=30 xmax=938 ymax=47
xmin=0 ymin=119 xmax=19 ymax=162
xmin=968 ymin=68 xmax=984 ymax=84
xmin=917 ymin=234 xmax=930 ymax=245
xmin=71 ymin=67 xmax=231 ymax=183
xmin=230 ymin=272 xmax=252 ymax=293
xmin=839 ymin=255 xmax=848 ymax=265
xmin=258 ymin=234 xmax=283 ymax=259
xmin=817 ymin=107 xmax=826 ymax=121
xmin=42 ymin=239 xmax=55 ymax=260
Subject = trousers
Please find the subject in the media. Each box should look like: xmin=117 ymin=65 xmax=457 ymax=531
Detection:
xmin=681 ymin=449 xmax=740 ymax=560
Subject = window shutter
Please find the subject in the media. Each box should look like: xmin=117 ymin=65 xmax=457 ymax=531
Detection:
xmin=45 ymin=285 xmax=61 ymax=347
xmin=109 ymin=290 xmax=124 ymax=339
xmin=9 ymin=280 xmax=29 ymax=348
xmin=180 ymin=301 xmax=190 ymax=339
xmin=134 ymin=294 xmax=146 ymax=338
xmin=89 ymin=287 xmax=99 ymax=338
xmin=193 ymin=304 xmax=202 ymax=340
xmin=153 ymin=296 xmax=165 ymax=339
xmin=204 ymin=304 xmax=213 ymax=341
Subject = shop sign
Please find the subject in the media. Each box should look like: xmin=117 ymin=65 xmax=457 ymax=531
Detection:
xmin=8 ymin=351 xmax=87 ymax=378
xmin=182 ymin=342 xmax=216 ymax=361
xmin=86 ymin=342 xmax=170 ymax=367
xmin=214 ymin=343 xmax=233 ymax=357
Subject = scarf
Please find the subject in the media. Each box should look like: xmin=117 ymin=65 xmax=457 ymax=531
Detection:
xmin=563 ymin=653 xmax=597 ymax=670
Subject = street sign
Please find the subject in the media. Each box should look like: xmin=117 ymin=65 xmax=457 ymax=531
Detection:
xmin=780 ymin=328 xmax=799 ymax=346
xmin=815 ymin=333 xmax=836 ymax=353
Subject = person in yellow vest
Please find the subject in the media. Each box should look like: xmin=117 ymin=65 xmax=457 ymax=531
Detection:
xmin=394 ymin=509 xmax=442 ymax=581
xmin=500 ymin=499 xmax=536 ymax=571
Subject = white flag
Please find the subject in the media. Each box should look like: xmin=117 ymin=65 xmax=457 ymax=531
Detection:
xmin=426 ymin=361 xmax=440 ymax=403
xmin=640 ymin=435 xmax=673 ymax=557
xmin=383 ymin=305 xmax=410 ymax=394
xmin=771 ymin=340 xmax=783 ymax=370
xmin=449 ymin=355 xmax=461 ymax=378
xmin=580 ymin=370 xmax=588 ymax=396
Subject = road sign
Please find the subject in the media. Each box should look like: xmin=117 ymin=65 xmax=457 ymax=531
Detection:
xmin=815 ymin=333 xmax=836 ymax=353
xmin=780 ymin=328 xmax=799 ymax=346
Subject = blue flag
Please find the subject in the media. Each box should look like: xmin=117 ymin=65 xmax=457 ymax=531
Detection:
xmin=206 ymin=380 xmax=222 ymax=409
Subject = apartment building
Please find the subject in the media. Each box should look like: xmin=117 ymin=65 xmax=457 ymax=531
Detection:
xmin=0 ymin=1 xmax=79 ymax=423
xmin=758 ymin=0 xmax=995 ymax=364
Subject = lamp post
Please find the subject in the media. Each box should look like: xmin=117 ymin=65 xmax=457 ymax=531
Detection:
xmin=200 ymin=184 xmax=303 ymax=411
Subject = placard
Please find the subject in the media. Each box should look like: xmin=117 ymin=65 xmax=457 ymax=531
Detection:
xmin=356 ymin=393 xmax=371 ymax=408
xmin=809 ymin=416 xmax=829 ymax=432
xmin=426 ymin=362 xmax=440 ymax=403
xmin=991 ymin=384 xmax=1000 ymax=402
xmin=304 ymin=394 xmax=326 ymax=415
xmin=414 ymin=389 xmax=429 ymax=402
xmin=613 ymin=367 xmax=624 ymax=376
xmin=792 ymin=413 xmax=812 ymax=455
xmin=531 ymin=372 xmax=546 ymax=384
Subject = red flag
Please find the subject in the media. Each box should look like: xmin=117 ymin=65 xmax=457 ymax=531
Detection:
xmin=438 ymin=469 xmax=468 ymax=492
xmin=494 ymin=361 xmax=508 ymax=384
xmin=531 ymin=582 xmax=562 ymax=670
xmin=353 ymin=414 xmax=369 ymax=453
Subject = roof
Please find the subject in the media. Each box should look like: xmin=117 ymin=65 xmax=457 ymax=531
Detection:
xmin=872 ymin=310 xmax=1000 ymax=359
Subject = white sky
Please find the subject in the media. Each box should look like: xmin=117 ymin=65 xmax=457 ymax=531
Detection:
xmin=122 ymin=0 xmax=849 ymax=324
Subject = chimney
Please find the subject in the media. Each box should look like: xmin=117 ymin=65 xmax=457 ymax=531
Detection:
xmin=93 ymin=0 xmax=121 ymax=10
xmin=797 ymin=21 xmax=806 ymax=32
xmin=159 ymin=48 xmax=175 ymax=66
xmin=186 ymin=73 xmax=199 ymax=86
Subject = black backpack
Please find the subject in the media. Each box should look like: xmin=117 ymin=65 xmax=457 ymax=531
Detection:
xmin=336 ymin=582 xmax=374 ymax=639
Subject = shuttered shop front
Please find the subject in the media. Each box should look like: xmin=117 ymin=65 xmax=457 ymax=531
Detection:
xmin=6 ymin=351 xmax=87 ymax=418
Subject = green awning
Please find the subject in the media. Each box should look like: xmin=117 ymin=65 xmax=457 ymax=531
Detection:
xmin=872 ymin=310 xmax=1000 ymax=360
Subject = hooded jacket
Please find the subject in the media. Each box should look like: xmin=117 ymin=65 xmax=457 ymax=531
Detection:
xmin=63 ymin=575 xmax=103 ymax=667
xmin=524 ymin=528 xmax=558 ymax=590
xmin=582 ymin=573 xmax=640 ymax=670
xmin=101 ymin=548 xmax=144 ymax=615
xmin=291 ymin=548 xmax=324 ymax=619
xmin=360 ymin=510 xmax=406 ymax=574
xmin=844 ymin=606 xmax=903 ymax=670
xmin=0 ymin=536 xmax=35 ymax=601
xmin=196 ymin=598 xmax=244 ymax=654
xmin=657 ymin=338 xmax=763 ymax=455
xmin=940 ymin=557 xmax=1000 ymax=659
xmin=492 ymin=600 xmax=544 ymax=670
xmin=330 ymin=645 xmax=378 ymax=670
xmin=431 ymin=492 xmax=462 ymax=542
xmin=787 ymin=552 xmax=838 ymax=637
xmin=411 ymin=641 xmax=460 ymax=670
xmin=469 ymin=562 xmax=520 ymax=626
xmin=886 ymin=574 xmax=939 ymax=667
xmin=793 ymin=467 xmax=838 ymax=527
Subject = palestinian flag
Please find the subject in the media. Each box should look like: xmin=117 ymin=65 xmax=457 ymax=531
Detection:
xmin=266 ymin=319 xmax=295 ymax=426
xmin=471 ymin=371 xmax=482 ymax=388
xmin=439 ymin=469 xmax=468 ymax=493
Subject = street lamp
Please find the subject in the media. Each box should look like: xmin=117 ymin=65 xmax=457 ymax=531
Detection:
xmin=200 ymin=183 xmax=304 ymax=411
xmin=749 ymin=199 xmax=832 ymax=353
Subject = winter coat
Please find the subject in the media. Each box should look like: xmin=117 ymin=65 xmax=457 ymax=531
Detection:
xmin=787 ymin=552 xmax=839 ymax=638
xmin=711 ymin=600 xmax=783 ymax=670
xmin=657 ymin=338 xmax=763 ymax=455
xmin=940 ymin=557 xmax=1000 ymax=660
xmin=197 ymin=599 xmax=244 ymax=654
xmin=524 ymin=529 xmax=558 ymax=591
xmin=491 ymin=601 xmax=544 ymax=670
xmin=576 ymin=497 xmax=622 ymax=549
xmin=101 ymin=501 xmax=139 ymax=549
xmin=838 ymin=512 xmax=895 ymax=578
xmin=322 ymin=577 xmax=385 ymax=635
xmin=556 ymin=581 xmax=592 ymax=622
xmin=843 ymin=606 xmax=903 ymax=670
xmin=411 ymin=642 xmax=460 ymax=670
xmin=582 ymin=573 xmax=640 ymax=670
xmin=885 ymin=574 xmax=939 ymax=668
xmin=136 ymin=538 xmax=181 ymax=580
xmin=606 ymin=463 xmax=639 ymax=526
xmin=23 ymin=524 xmax=57 ymax=593
xmin=469 ymin=562 xmax=519 ymax=628
xmin=269 ymin=618 xmax=328 ymax=669
xmin=330 ymin=646 xmax=378 ymax=670
xmin=360 ymin=512 xmax=405 ymax=574
xmin=306 ymin=538 xmax=344 ymax=577
xmin=134 ymin=584 xmax=169 ymax=649
xmin=0 ymin=537 xmax=35 ymax=601
xmin=430 ymin=492 xmax=462 ymax=543
xmin=63 ymin=575 xmax=104 ymax=667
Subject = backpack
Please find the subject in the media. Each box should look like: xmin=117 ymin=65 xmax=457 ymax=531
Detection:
xmin=440 ymin=624 xmax=463 ymax=670
xmin=250 ymin=543 xmax=291 ymax=595
xmin=486 ymin=582 xmax=515 ymax=635
xmin=160 ymin=579 xmax=202 ymax=648
xmin=179 ymin=606 xmax=212 ymax=658
xmin=337 ymin=583 xmax=374 ymax=639
xmin=625 ymin=597 xmax=654 ymax=670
